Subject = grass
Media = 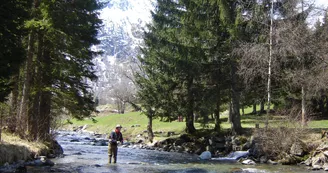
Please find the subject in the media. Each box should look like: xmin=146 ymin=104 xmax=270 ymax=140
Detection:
xmin=65 ymin=108 xmax=328 ymax=142
xmin=0 ymin=133 xmax=48 ymax=165
xmin=66 ymin=112 xmax=199 ymax=141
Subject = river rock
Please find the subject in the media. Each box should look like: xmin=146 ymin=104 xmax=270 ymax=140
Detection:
xmin=70 ymin=138 xmax=80 ymax=142
xmin=312 ymin=165 xmax=322 ymax=170
xmin=260 ymin=156 xmax=268 ymax=163
xmin=242 ymin=142 xmax=251 ymax=151
xmin=163 ymin=145 xmax=170 ymax=151
xmin=199 ymin=151 xmax=211 ymax=160
xmin=214 ymin=143 xmax=226 ymax=150
xmin=167 ymin=131 xmax=175 ymax=137
xmin=91 ymin=139 xmax=107 ymax=146
xmin=176 ymin=146 xmax=184 ymax=153
xmin=45 ymin=160 xmax=55 ymax=166
xmin=195 ymin=148 xmax=204 ymax=155
xmin=232 ymin=137 xmax=241 ymax=145
xmin=212 ymin=137 xmax=225 ymax=143
xmin=249 ymin=143 xmax=264 ymax=158
xmin=278 ymin=153 xmax=301 ymax=165
xmin=174 ymin=139 xmax=185 ymax=146
xmin=304 ymin=157 xmax=312 ymax=166
xmin=323 ymin=163 xmax=328 ymax=171
xmin=290 ymin=141 xmax=307 ymax=157
xmin=268 ymin=159 xmax=278 ymax=165
xmin=318 ymin=142 xmax=328 ymax=151
xmin=15 ymin=165 xmax=27 ymax=173
xmin=81 ymin=124 xmax=88 ymax=131
xmin=312 ymin=152 xmax=326 ymax=167
xmin=242 ymin=159 xmax=256 ymax=165
xmin=179 ymin=134 xmax=192 ymax=142
xmin=136 ymin=139 xmax=144 ymax=144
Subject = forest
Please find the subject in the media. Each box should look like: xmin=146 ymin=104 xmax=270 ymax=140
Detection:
xmin=134 ymin=0 xmax=328 ymax=141
xmin=1 ymin=0 xmax=328 ymax=144
xmin=0 ymin=0 xmax=102 ymax=141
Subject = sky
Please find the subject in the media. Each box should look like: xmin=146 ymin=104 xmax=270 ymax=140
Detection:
xmin=306 ymin=0 xmax=327 ymax=26
xmin=316 ymin=0 xmax=328 ymax=7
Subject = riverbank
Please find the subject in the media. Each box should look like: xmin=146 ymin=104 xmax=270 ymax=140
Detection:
xmin=23 ymin=131 xmax=327 ymax=173
xmin=0 ymin=132 xmax=63 ymax=172
xmin=0 ymin=132 xmax=48 ymax=165
xmin=2 ymin=129 xmax=327 ymax=172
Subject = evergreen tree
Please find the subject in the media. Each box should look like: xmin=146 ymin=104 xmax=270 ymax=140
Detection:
xmin=12 ymin=0 xmax=102 ymax=141
xmin=0 ymin=0 xmax=29 ymax=101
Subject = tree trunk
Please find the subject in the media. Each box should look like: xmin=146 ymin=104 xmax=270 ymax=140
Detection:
xmin=18 ymin=31 xmax=36 ymax=137
xmin=28 ymin=31 xmax=46 ymax=141
xmin=8 ymin=76 xmax=19 ymax=133
xmin=18 ymin=0 xmax=40 ymax=137
xmin=0 ymin=108 xmax=2 ymax=142
xmin=147 ymin=115 xmax=154 ymax=143
xmin=121 ymin=102 xmax=125 ymax=114
xmin=227 ymin=101 xmax=232 ymax=123
xmin=28 ymin=90 xmax=40 ymax=141
xmin=266 ymin=0 xmax=274 ymax=129
xmin=38 ymin=91 xmax=51 ymax=141
xmin=185 ymin=77 xmax=196 ymax=134
xmin=260 ymin=100 xmax=265 ymax=114
xmin=326 ymin=96 xmax=328 ymax=117
xmin=214 ymin=99 xmax=221 ymax=131
xmin=252 ymin=103 xmax=256 ymax=114
xmin=319 ymin=91 xmax=325 ymax=117
xmin=301 ymin=86 xmax=306 ymax=126
xmin=38 ymin=43 xmax=52 ymax=141
xmin=231 ymin=61 xmax=242 ymax=135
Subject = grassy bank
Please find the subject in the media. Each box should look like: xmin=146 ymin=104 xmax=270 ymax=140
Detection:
xmin=0 ymin=133 xmax=48 ymax=165
xmin=67 ymin=112 xmax=195 ymax=141
xmin=64 ymin=110 xmax=327 ymax=142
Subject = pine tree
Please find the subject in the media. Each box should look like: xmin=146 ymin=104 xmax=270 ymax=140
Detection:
xmin=12 ymin=0 xmax=102 ymax=141
xmin=0 ymin=0 xmax=29 ymax=101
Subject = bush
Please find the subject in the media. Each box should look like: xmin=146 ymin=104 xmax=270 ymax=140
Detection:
xmin=253 ymin=125 xmax=309 ymax=160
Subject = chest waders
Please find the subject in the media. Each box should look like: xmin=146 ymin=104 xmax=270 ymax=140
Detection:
xmin=108 ymin=131 xmax=122 ymax=164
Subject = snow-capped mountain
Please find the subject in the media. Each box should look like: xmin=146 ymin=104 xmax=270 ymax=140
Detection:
xmin=92 ymin=0 xmax=154 ymax=104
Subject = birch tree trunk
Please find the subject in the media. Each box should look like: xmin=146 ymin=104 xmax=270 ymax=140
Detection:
xmin=266 ymin=0 xmax=274 ymax=129
xmin=301 ymin=86 xmax=306 ymax=126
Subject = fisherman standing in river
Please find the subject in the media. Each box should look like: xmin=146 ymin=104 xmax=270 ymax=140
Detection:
xmin=108 ymin=124 xmax=123 ymax=164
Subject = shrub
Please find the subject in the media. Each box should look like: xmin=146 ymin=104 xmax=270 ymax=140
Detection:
xmin=253 ymin=124 xmax=309 ymax=160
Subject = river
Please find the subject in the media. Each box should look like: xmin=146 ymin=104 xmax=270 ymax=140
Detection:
xmin=25 ymin=131 xmax=325 ymax=173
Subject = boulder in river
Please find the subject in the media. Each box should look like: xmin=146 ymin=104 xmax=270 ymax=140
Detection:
xmin=199 ymin=151 xmax=211 ymax=160
xmin=242 ymin=159 xmax=256 ymax=165
xmin=70 ymin=138 xmax=80 ymax=142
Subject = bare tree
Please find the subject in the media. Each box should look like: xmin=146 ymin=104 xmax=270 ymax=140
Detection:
xmin=111 ymin=78 xmax=136 ymax=114
xmin=238 ymin=0 xmax=319 ymax=126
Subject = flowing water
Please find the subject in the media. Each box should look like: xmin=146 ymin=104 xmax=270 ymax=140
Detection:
xmin=26 ymin=131 xmax=325 ymax=173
